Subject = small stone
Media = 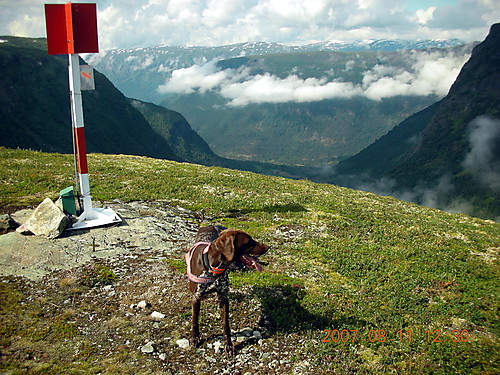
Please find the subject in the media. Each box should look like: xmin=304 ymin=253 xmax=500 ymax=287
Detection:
xmin=242 ymin=327 xmax=253 ymax=337
xmin=159 ymin=353 xmax=166 ymax=361
xmin=141 ymin=342 xmax=154 ymax=354
xmin=176 ymin=338 xmax=190 ymax=349
xmin=236 ymin=336 xmax=245 ymax=343
xmin=213 ymin=340 xmax=222 ymax=353
xmin=150 ymin=311 xmax=165 ymax=321
xmin=0 ymin=214 xmax=17 ymax=233
xmin=137 ymin=300 xmax=149 ymax=309
xmin=253 ymin=330 xmax=262 ymax=339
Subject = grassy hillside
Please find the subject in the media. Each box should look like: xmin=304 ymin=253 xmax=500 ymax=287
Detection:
xmin=0 ymin=147 xmax=499 ymax=374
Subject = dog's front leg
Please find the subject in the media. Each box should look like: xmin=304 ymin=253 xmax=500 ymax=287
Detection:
xmin=218 ymin=293 xmax=234 ymax=357
xmin=191 ymin=295 xmax=201 ymax=348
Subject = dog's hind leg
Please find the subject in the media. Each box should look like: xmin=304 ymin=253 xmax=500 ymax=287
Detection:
xmin=218 ymin=293 xmax=235 ymax=357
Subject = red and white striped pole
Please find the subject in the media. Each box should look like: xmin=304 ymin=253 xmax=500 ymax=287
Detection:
xmin=68 ymin=53 xmax=93 ymax=217
xmin=45 ymin=2 xmax=121 ymax=230
xmin=67 ymin=53 xmax=121 ymax=229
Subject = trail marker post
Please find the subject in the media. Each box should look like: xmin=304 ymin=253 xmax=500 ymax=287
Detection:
xmin=44 ymin=2 xmax=121 ymax=230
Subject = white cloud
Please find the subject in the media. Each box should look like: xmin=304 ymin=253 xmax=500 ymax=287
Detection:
xmin=158 ymin=49 xmax=469 ymax=105
xmin=157 ymin=60 xmax=231 ymax=94
xmin=361 ymin=50 xmax=470 ymax=100
xmin=415 ymin=7 xmax=436 ymax=25
xmin=463 ymin=116 xmax=500 ymax=190
xmin=0 ymin=0 xmax=498 ymax=50
xmin=220 ymin=74 xmax=361 ymax=106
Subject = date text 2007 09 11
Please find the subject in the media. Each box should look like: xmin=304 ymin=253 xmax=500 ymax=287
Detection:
xmin=322 ymin=329 xmax=469 ymax=343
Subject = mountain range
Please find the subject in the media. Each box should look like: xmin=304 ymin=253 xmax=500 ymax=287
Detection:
xmin=87 ymin=38 xmax=465 ymax=104
xmin=89 ymin=40 xmax=473 ymax=166
xmin=0 ymin=37 xmax=175 ymax=161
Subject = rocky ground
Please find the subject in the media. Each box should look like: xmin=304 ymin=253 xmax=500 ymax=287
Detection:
xmin=0 ymin=200 xmax=319 ymax=374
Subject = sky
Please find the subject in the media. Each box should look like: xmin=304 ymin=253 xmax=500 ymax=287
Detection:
xmin=0 ymin=0 xmax=498 ymax=51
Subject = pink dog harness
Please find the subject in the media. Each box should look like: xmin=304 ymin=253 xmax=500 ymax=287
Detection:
xmin=185 ymin=242 xmax=227 ymax=284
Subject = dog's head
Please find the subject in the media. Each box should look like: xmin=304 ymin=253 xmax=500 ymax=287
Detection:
xmin=208 ymin=229 xmax=269 ymax=272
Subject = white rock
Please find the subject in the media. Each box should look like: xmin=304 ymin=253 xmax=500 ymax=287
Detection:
xmin=137 ymin=300 xmax=148 ymax=309
xmin=141 ymin=342 xmax=154 ymax=354
xmin=213 ymin=340 xmax=222 ymax=353
xmin=16 ymin=198 xmax=69 ymax=238
xmin=159 ymin=353 xmax=166 ymax=361
xmin=150 ymin=311 xmax=165 ymax=321
xmin=176 ymin=338 xmax=190 ymax=349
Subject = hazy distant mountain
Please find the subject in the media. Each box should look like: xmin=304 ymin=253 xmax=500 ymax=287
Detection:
xmin=331 ymin=23 xmax=500 ymax=220
xmin=88 ymin=39 xmax=472 ymax=167
xmin=88 ymin=39 xmax=465 ymax=104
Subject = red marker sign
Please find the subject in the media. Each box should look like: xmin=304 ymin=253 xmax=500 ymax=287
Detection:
xmin=45 ymin=2 xmax=98 ymax=55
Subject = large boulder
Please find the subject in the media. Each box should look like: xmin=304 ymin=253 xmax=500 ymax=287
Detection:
xmin=16 ymin=198 xmax=70 ymax=238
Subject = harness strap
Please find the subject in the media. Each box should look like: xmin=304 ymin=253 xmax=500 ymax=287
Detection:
xmin=210 ymin=266 xmax=226 ymax=275
xmin=185 ymin=242 xmax=214 ymax=284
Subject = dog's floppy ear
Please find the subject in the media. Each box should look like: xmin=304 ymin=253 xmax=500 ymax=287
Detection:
xmin=212 ymin=229 xmax=235 ymax=262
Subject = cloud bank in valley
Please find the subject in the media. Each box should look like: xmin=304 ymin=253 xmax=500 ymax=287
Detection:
xmin=344 ymin=115 xmax=500 ymax=220
xmin=158 ymin=50 xmax=470 ymax=105
xmin=463 ymin=116 xmax=500 ymax=190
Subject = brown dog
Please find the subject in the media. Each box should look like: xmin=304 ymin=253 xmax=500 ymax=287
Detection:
xmin=185 ymin=226 xmax=269 ymax=356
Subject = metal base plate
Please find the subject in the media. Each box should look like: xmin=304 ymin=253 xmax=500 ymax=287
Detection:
xmin=69 ymin=207 xmax=122 ymax=230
